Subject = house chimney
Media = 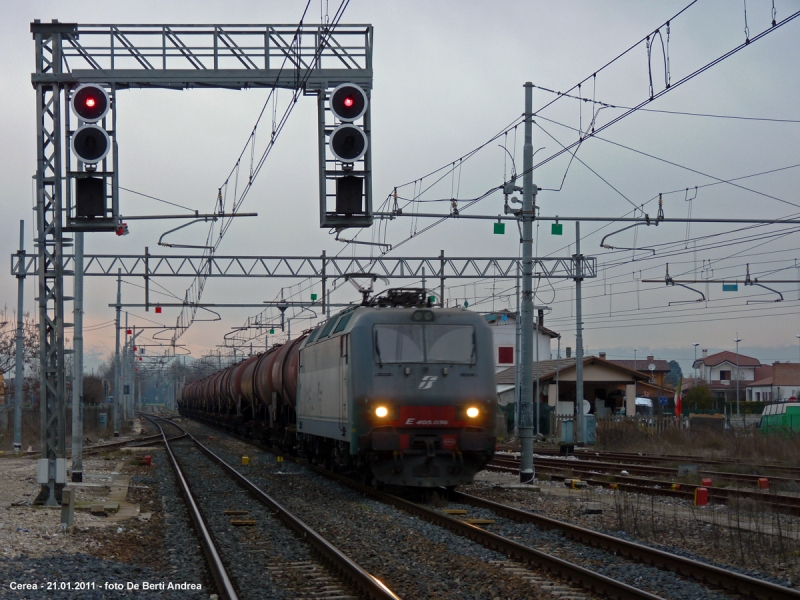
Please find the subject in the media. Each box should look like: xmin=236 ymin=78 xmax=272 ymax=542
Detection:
xmin=702 ymin=349 xmax=708 ymax=359
xmin=646 ymin=355 xmax=654 ymax=362
xmin=566 ymin=347 xmax=572 ymax=358
xmin=599 ymin=352 xmax=606 ymax=359
xmin=537 ymin=309 xmax=544 ymax=327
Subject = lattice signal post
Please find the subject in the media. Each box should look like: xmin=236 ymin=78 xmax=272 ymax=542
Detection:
xmin=29 ymin=19 xmax=373 ymax=505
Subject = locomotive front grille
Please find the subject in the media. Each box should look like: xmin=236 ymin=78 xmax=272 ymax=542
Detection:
xmin=410 ymin=433 xmax=440 ymax=449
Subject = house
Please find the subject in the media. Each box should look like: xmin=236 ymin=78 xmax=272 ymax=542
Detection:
xmin=495 ymin=355 xmax=649 ymax=417
xmin=606 ymin=354 xmax=672 ymax=388
xmin=484 ymin=309 xmax=559 ymax=372
xmin=692 ymin=349 xmax=761 ymax=402
xmin=747 ymin=363 xmax=800 ymax=402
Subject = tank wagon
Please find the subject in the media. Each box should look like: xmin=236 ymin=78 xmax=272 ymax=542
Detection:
xmin=180 ymin=289 xmax=497 ymax=487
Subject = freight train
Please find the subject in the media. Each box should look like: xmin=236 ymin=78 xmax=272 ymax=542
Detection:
xmin=179 ymin=289 xmax=497 ymax=487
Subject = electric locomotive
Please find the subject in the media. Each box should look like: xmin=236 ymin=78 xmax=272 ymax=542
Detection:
xmin=180 ymin=289 xmax=498 ymax=487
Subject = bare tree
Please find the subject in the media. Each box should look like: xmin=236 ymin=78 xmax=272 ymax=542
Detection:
xmin=0 ymin=307 xmax=39 ymax=377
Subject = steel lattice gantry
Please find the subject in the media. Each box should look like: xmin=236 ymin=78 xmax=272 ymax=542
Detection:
xmin=31 ymin=22 xmax=373 ymax=90
xmin=29 ymin=19 xmax=373 ymax=505
xmin=13 ymin=253 xmax=597 ymax=280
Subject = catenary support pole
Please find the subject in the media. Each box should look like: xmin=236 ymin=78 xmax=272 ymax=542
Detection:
xmin=514 ymin=262 xmax=520 ymax=435
xmin=519 ymin=82 xmax=537 ymax=483
xmin=321 ymin=250 xmax=328 ymax=319
xmin=71 ymin=231 xmax=84 ymax=482
xmin=124 ymin=312 xmax=129 ymax=422
xmin=535 ymin=310 xmax=540 ymax=437
xmin=14 ymin=221 xmax=25 ymax=453
xmin=440 ymin=250 xmax=445 ymax=307
xmin=114 ymin=270 xmax=121 ymax=437
xmin=574 ymin=222 xmax=585 ymax=444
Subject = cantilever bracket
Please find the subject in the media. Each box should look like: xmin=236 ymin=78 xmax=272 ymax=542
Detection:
xmin=664 ymin=263 xmax=705 ymax=305
xmin=745 ymin=263 xmax=784 ymax=303
xmin=600 ymin=195 xmax=664 ymax=255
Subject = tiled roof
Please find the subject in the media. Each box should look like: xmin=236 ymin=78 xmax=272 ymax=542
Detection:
xmin=753 ymin=365 xmax=773 ymax=382
xmin=773 ymin=363 xmax=800 ymax=386
xmin=747 ymin=376 xmax=773 ymax=387
xmin=495 ymin=356 xmax=649 ymax=385
xmin=609 ymin=359 xmax=671 ymax=373
xmin=693 ymin=350 xmax=760 ymax=368
xmin=495 ymin=358 xmax=576 ymax=385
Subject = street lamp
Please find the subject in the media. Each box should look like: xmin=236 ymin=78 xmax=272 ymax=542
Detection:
xmin=796 ymin=334 xmax=800 ymax=364
xmin=634 ymin=348 xmax=638 ymax=372
xmin=734 ymin=334 xmax=742 ymax=417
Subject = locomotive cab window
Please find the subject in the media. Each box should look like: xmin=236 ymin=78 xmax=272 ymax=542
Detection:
xmin=333 ymin=313 xmax=353 ymax=334
xmin=306 ymin=326 xmax=322 ymax=344
xmin=373 ymin=324 xmax=475 ymax=364
xmin=317 ymin=316 xmax=340 ymax=340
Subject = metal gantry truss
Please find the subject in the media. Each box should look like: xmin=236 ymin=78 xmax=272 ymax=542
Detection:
xmin=29 ymin=18 xmax=373 ymax=505
xmin=14 ymin=252 xmax=597 ymax=280
xmin=31 ymin=22 xmax=373 ymax=90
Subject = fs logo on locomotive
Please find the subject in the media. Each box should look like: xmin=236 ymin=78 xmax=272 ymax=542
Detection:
xmin=418 ymin=375 xmax=438 ymax=390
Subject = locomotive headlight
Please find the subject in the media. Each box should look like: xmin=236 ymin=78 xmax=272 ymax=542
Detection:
xmin=375 ymin=405 xmax=390 ymax=418
xmin=466 ymin=406 xmax=480 ymax=419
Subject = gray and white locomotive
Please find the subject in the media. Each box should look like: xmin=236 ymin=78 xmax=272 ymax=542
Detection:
xmin=180 ymin=289 xmax=498 ymax=488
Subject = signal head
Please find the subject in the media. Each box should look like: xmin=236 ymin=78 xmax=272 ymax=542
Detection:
xmin=330 ymin=83 xmax=368 ymax=122
xmin=71 ymin=84 xmax=109 ymax=123
xmin=71 ymin=125 xmax=111 ymax=165
xmin=71 ymin=125 xmax=110 ymax=164
xmin=329 ymin=123 xmax=368 ymax=162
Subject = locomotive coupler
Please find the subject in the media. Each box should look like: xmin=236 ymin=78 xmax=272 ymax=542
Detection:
xmin=450 ymin=449 xmax=463 ymax=474
xmin=392 ymin=450 xmax=405 ymax=474
xmin=424 ymin=439 xmax=436 ymax=459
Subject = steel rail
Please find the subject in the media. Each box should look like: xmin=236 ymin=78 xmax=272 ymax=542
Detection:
xmin=12 ymin=433 xmax=172 ymax=460
xmin=148 ymin=418 xmax=239 ymax=600
xmin=486 ymin=462 xmax=800 ymax=516
xmin=492 ymin=455 xmax=797 ymax=486
xmin=451 ymin=490 xmax=800 ymax=600
xmin=180 ymin=413 xmax=662 ymax=600
xmin=526 ymin=448 xmax=800 ymax=477
xmin=149 ymin=417 xmax=402 ymax=600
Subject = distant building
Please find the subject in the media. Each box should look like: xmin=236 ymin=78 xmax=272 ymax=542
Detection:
xmin=483 ymin=309 xmax=559 ymax=372
xmin=747 ymin=363 xmax=800 ymax=402
xmin=495 ymin=355 xmax=649 ymax=417
xmin=692 ymin=349 xmax=761 ymax=402
xmin=606 ymin=353 xmax=672 ymax=390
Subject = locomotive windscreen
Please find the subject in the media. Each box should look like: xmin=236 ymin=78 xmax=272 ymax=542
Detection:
xmin=373 ymin=324 xmax=475 ymax=364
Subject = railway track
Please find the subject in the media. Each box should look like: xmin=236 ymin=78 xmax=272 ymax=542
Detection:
xmin=177 ymin=415 xmax=799 ymax=599
xmin=489 ymin=456 xmax=800 ymax=515
xmin=448 ymin=490 xmax=800 ymax=600
xmin=9 ymin=432 xmax=171 ymax=460
xmin=526 ymin=447 xmax=800 ymax=479
xmin=147 ymin=416 xmax=401 ymax=600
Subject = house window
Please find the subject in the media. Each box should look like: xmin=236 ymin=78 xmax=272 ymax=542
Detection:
xmin=498 ymin=346 xmax=514 ymax=364
xmin=756 ymin=392 xmax=761 ymax=402
xmin=720 ymin=370 xmax=731 ymax=381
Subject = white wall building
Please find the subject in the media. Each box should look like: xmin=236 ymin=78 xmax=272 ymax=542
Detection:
xmin=484 ymin=309 xmax=559 ymax=372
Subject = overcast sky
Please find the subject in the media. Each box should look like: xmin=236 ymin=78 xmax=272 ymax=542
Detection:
xmin=1 ymin=0 xmax=799 ymax=375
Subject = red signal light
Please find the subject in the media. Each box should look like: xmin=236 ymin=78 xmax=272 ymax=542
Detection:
xmin=343 ymin=96 xmax=355 ymax=108
xmin=85 ymin=97 xmax=96 ymax=108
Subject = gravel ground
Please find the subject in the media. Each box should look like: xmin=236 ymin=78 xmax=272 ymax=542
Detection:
xmin=438 ymin=498 xmax=731 ymax=600
xmin=165 ymin=433 xmax=362 ymax=600
xmin=0 ymin=444 xmax=212 ymax=598
xmin=170 ymin=418 xmax=677 ymax=600
xmin=461 ymin=474 xmax=800 ymax=589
